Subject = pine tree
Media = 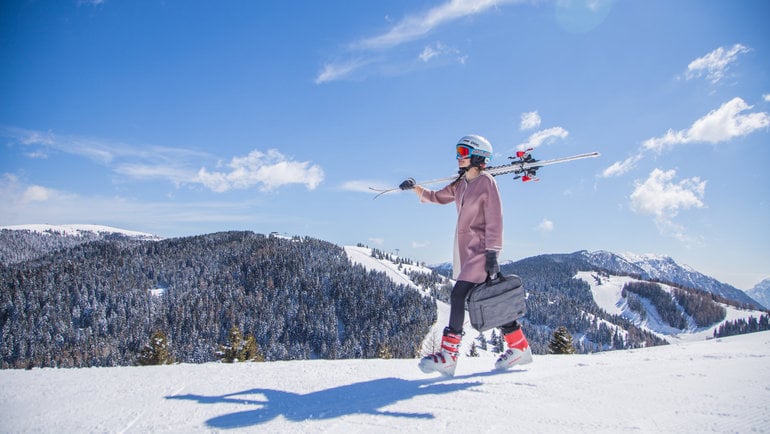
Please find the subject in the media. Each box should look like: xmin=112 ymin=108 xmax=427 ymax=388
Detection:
xmin=243 ymin=333 xmax=265 ymax=362
xmin=477 ymin=332 xmax=488 ymax=351
xmin=216 ymin=326 xmax=244 ymax=363
xmin=490 ymin=329 xmax=505 ymax=353
xmin=377 ymin=343 xmax=393 ymax=359
xmin=216 ymin=326 xmax=265 ymax=362
xmin=136 ymin=330 xmax=174 ymax=365
xmin=467 ymin=342 xmax=479 ymax=357
xmin=548 ymin=326 xmax=576 ymax=354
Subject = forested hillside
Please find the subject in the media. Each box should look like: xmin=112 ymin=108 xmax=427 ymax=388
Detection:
xmin=3 ymin=228 xmax=766 ymax=370
xmin=0 ymin=232 xmax=436 ymax=369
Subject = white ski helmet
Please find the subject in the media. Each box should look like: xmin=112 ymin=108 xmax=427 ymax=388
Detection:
xmin=456 ymin=134 xmax=493 ymax=165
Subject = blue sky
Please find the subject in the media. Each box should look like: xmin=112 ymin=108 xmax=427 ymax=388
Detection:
xmin=1 ymin=0 xmax=768 ymax=290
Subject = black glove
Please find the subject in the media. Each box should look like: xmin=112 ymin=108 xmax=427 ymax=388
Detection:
xmin=485 ymin=250 xmax=500 ymax=278
xmin=399 ymin=178 xmax=416 ymax=190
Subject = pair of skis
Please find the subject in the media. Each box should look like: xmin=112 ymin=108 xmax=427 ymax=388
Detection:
xmin=369 ymin=150 xmax=600 ymax=199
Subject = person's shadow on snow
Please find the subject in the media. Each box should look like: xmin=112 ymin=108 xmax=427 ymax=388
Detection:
xmin=166 ymin=376 xmax=483 ymax=429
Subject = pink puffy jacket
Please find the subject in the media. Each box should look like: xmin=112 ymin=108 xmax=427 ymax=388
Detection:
xmin=419 ymin=172 xmax=503 ymax=283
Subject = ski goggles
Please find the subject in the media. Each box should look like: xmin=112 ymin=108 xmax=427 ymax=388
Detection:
xmin=456 ymin=144 xmax=474 ymax=160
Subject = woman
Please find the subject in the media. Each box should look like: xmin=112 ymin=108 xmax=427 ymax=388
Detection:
xmin=400 ymin=134 xmax=532 ymax=376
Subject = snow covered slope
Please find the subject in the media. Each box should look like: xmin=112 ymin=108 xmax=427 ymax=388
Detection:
xmin=1 ymin=331 xmax=768 ymax=432
xmin=344 ymin=245 xmax=431 ymax=295
xmin=576 ymin=271 xmax=766 ymax=343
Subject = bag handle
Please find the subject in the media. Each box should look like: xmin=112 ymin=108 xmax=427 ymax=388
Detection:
xmin=485 ymin=272 xmax=505 ymax=284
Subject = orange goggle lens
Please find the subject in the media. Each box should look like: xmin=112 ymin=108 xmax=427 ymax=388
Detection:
xmin=456 ymin=145 xmax=473 ymax=160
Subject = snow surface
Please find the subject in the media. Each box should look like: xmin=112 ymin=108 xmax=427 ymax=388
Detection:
xmin=1 ymin=332 xmax=768 ymax=433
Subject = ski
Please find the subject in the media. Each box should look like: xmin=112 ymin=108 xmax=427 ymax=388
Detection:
xmin=369 ymin=151 xmax=600 ymax=199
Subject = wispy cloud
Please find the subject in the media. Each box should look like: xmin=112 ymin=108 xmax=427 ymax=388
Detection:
xmin=2 ymin=127 xmax=325 ymax=193
xmin=316 ymin=0 xmax=522 ymax=83
xmin=418 ymin=42 xmax=463 ymax=63
xmin=0 ymin=173 xmax=275 ymax=235
xmin=354 ymin=0 xmax=515 ymax=50
xmin=686 ymin=44 xmax=750 ymax=84
xmin=315 ymin=58 xmax=374 ymax=84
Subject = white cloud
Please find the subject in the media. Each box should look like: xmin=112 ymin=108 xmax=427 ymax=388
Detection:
xmin=601 ymin=153 xmax=643 ymax=178
xmin=630 ymin=169 xmax=706 ymax=238
xmin=686 ymin=44 xmax=750 ymax=84
xmin=520 ymin=111 xmax=541 ymax=130
xmin=195 ymin=149 xmax=324 ymax=193
xmin=412 ymin=241 xmax=431 ymax=248
xmin=642 ymin=97 xmax=770 ymax=152
xmin=369 ymin=238 xmax=385 ymax=246
xmin=20 ymin=185 xmax=52 ymax=203
xmin=764 ymin=94 xmax=770 ymax=102
xmin=517 ymin=126 xmax=569 ymax=150
xmin=1 ymin=174 xmax=75 ymax=222
xmin=537 ymin=219 xmax=554 ymax=233
xmin=603 ymin=97 xmax=770 ymax=178
xmin=418 ymin=43 xmax=461 ymax=63
xmin=0 ymin=173 xmax=62 ymax=206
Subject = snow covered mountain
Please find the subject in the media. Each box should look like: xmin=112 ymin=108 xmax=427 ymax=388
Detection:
xmin=0 ymin=223 xmax=161 ymax=240
xmin=579 ymin=250 xmax=761 ymax=308
xmin=0 ymin=223 xmax=162 ymax=265
xmin=434 ymin=250 xmax=762 ymax=309
xmin=747 ymin=278 xmax=770 ymax=310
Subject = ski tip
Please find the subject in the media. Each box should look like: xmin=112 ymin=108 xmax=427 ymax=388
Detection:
xmin=369 ymin=186 xmax=396 ymax=200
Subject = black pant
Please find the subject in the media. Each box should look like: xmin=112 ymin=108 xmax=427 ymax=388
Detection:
xmin=448 ymin=280 xmax=520 ymax=335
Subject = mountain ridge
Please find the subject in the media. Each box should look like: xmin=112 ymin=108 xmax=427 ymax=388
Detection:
xmin=747 ymin=278 xmax=770 ymax=310
xmin=0 ymin=224 xmax=755 ymax=307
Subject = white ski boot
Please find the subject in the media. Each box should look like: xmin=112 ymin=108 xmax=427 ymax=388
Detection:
xmin=495 ymin=328 xmax=533 ymax=370
xmin=419 ymin=328 xmax=462 ymax=376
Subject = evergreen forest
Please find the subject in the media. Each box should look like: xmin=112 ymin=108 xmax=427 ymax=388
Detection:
xmin=1 ymin=231 xmax=435 ymax=368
